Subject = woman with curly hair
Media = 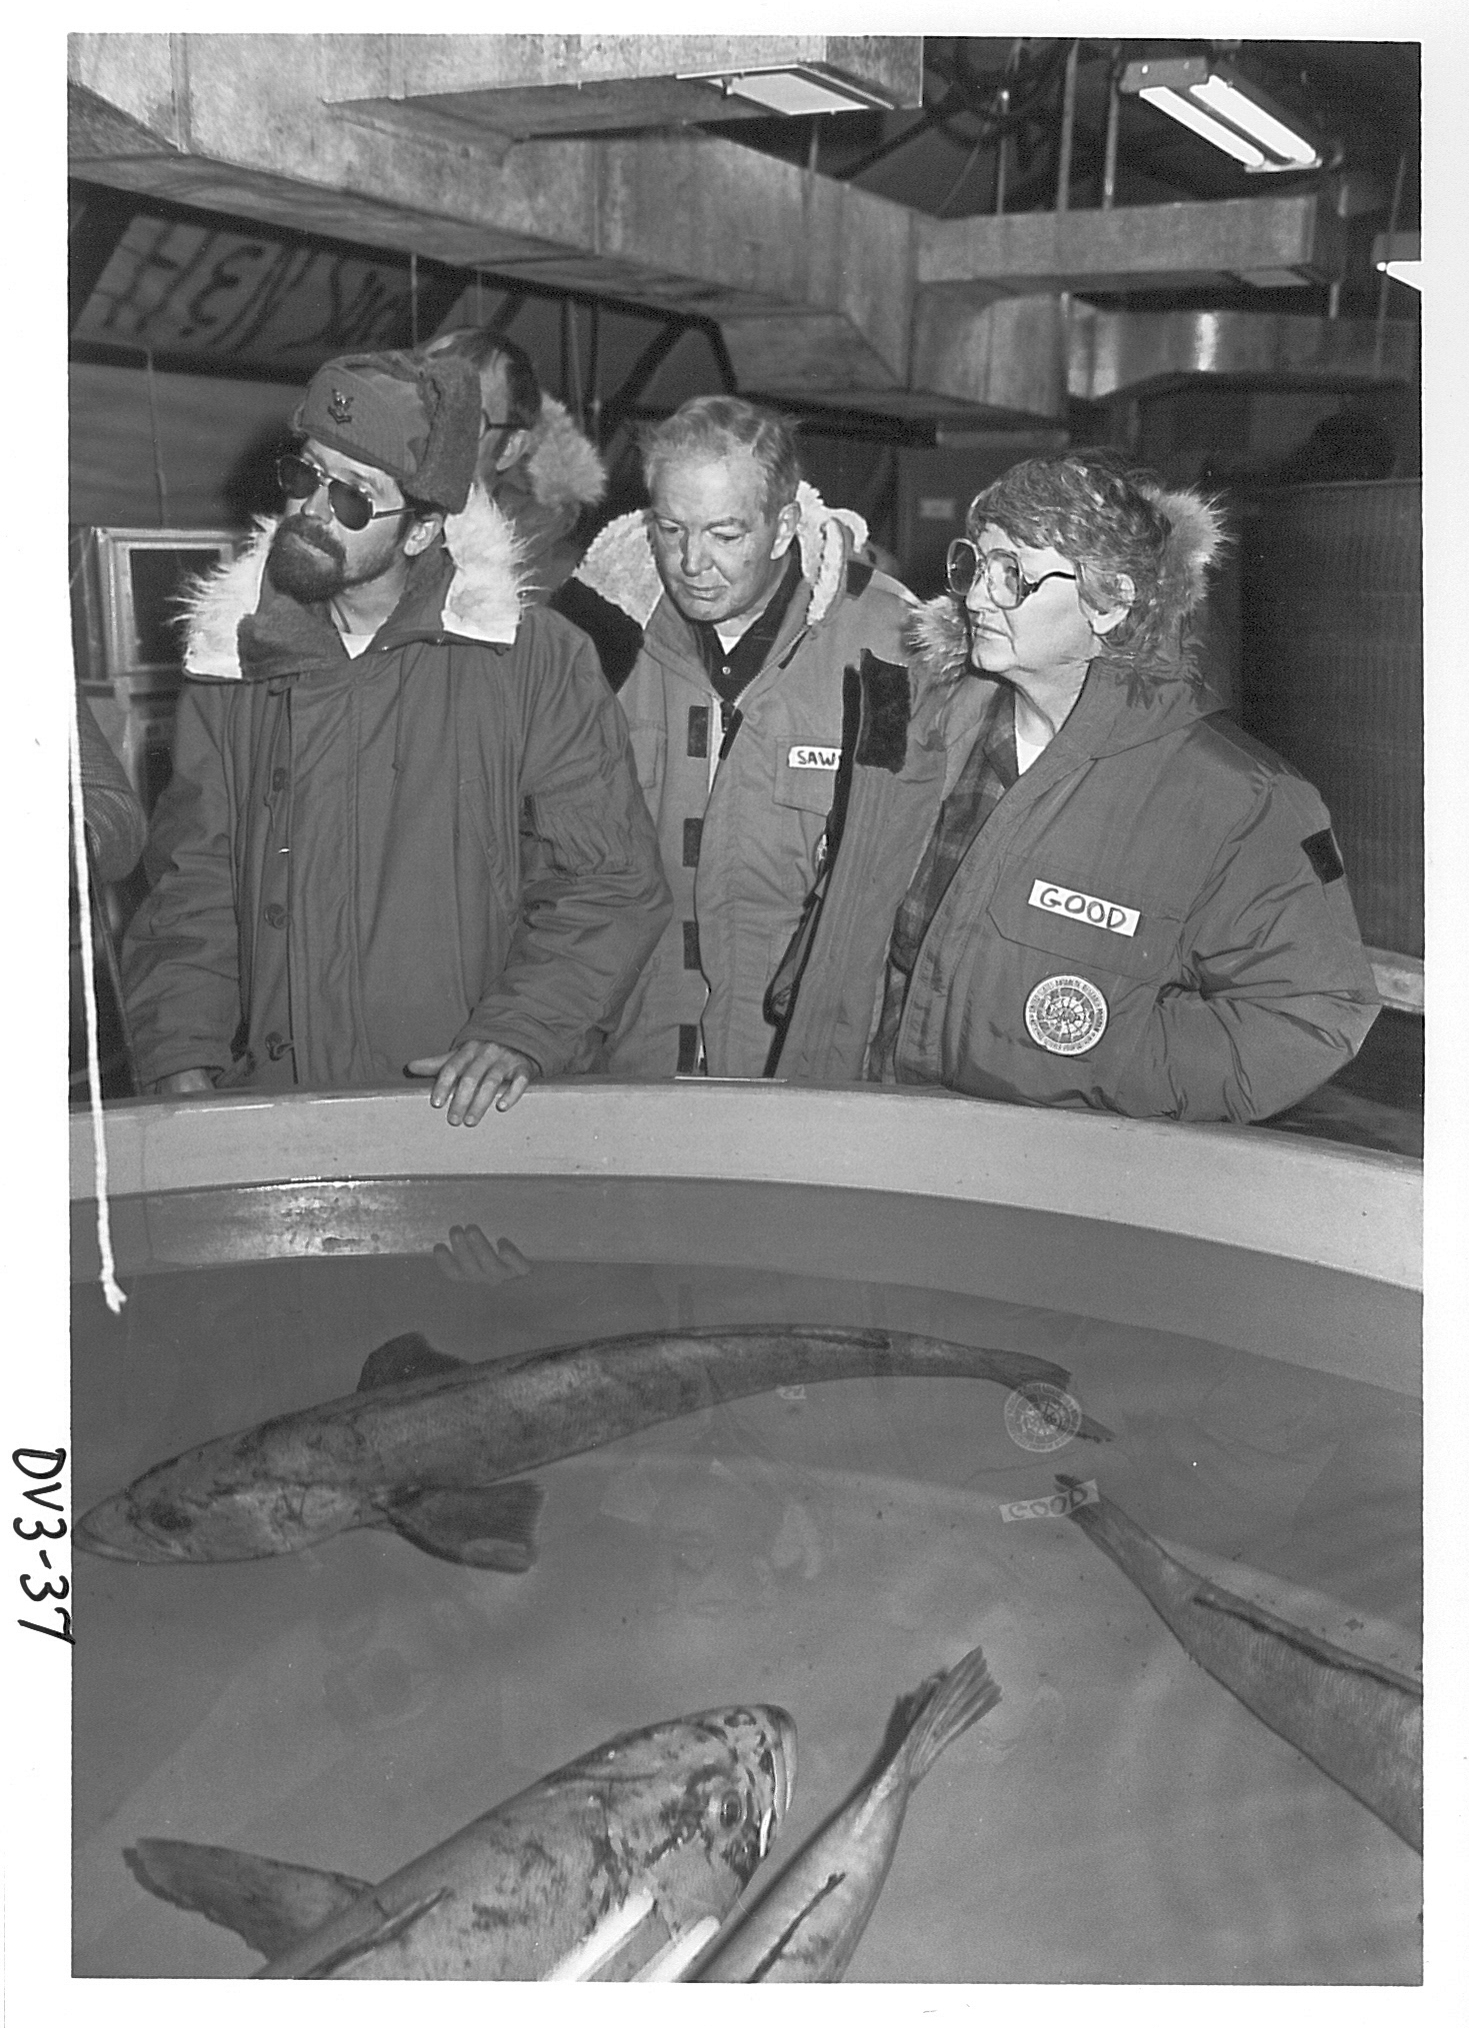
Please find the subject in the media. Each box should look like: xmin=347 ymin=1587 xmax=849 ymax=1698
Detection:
xmin=765 ymin=452 xmax=1378 ymax=1122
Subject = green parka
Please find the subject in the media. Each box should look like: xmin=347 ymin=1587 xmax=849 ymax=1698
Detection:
xmin=770 ymin=596 xmax=1380 ymax=1123
xmin=123 ymin=488 xmax=670 ymax=1093
xmin=557 ymin=486 xmax=915 ymax=1078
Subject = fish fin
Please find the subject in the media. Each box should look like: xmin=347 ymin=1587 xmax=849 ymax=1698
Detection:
xmin=899 ymin=1644 xmax=1003 ymax=1787
xmin=300 ymin=1888 xmax=451 ymax=1978
xmin=356 ymin=1332 xmax=468 ymax=1392
xmin=124 ymin=1840 xmax=371 ymax=1961
xmin=381 ymin=1481 xmax=545 ymax=1570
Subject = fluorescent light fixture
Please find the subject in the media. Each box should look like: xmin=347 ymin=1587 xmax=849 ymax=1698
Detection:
xmin=1374 ymin=230 xmax=1421 ymax=290
xmin=1122 ymin=55 xmax=1324 ymax=174
xmin=678 ymin=66 xmax=896 ymax=117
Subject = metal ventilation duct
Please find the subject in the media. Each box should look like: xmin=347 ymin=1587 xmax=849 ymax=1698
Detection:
xmin=69 ymin=34 xmax=1418 ymax=424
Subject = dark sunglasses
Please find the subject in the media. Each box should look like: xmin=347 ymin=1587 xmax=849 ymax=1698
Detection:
xmin=277 ymin=452 xmax=413 ymax=534
xmin=946 ymin=538 xmax=1076 ymax=608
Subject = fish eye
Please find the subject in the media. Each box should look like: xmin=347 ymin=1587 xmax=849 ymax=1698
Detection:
xmin=717 ymin=1791 xmax=744 ymax=1830
xmin=146 ymin=1499 xmax=194 ymax=1534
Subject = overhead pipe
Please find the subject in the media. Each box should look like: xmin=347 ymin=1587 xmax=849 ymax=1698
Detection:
xmin=1102 ymin=49 xmax=1122 ymax=209
xmin=1055 ymin=40 xmax=1081 ymax=213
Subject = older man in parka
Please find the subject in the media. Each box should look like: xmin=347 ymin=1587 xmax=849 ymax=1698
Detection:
xmin=555 ymin=396 xmax=915 ymax=1079
xmin=123 ymin=349 xmax=670 ymax=1124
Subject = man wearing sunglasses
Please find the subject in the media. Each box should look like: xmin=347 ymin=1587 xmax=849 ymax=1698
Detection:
xmin=123 ymin=348 xmax=669 ymax=1123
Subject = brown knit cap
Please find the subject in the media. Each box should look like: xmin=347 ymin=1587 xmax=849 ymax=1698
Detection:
xmin=292 ymin=350 xmax=481 ymax=515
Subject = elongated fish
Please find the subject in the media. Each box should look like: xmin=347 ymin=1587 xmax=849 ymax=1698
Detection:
xmin=76 ymin=1326 xmax=1107 ymax=1570
xmin=688 ymin=1644 xmax=1000 ymax=1982
xmin=1058 ymin=1476 xmax=1423 ymax=1852
xmin=125 ymin=1701 xmax=795 ymax=1980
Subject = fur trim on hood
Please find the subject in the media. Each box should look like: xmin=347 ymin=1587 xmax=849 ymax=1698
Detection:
xmin=180 ymin=485 xmax=531 ymax=680
xmin=1145 ymin=482 xmax=1228 ymax=619
xmin=521 ymin=396 xmax=608 ymax=514
xmin=571 ymin=481 xmax=868 ymax=631
xmin=903 ymin=596 xmax=971 ymax=688
xmin=902 ymin=583 xmax=1207 ymax=706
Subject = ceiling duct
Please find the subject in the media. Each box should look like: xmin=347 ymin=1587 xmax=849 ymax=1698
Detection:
xmin=68 ymin=35 xmax=1418 ymax=428
xmin=1069 ymin=304 xmax=1419 ymax=401
xmin=919 ymin=192 xmax=1346 ymax=297
xmin=323 ymin=34 xmax=922 ymax=144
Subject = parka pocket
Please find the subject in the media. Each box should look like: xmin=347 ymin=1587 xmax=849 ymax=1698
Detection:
xmin=986 ymin=874 xmax=1186 ymax=985
xmin=772 ymin=739 xmax=841 ymax=815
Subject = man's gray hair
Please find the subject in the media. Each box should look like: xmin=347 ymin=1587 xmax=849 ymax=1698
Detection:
xmin=639 ymin=397 xmax=803 ymax=518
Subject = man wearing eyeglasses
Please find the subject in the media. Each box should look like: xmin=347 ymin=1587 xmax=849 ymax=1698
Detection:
xmin=122 ymin=348 xmax=670 ymax=1122
xmin=417 ymin=328 xmax=607 ymax=600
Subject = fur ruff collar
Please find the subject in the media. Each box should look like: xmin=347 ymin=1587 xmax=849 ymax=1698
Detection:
xmin=903 ymin=591 xmax=1205 ymax=706
xmin=572 ymin=481 xmax=868 ymax=630
xmin=180 ymin=485 xmax=530 ymax=679
xmin=521 ymin=396 xmax=607 ymax=513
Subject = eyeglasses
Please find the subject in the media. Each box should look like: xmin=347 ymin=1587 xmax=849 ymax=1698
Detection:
xmin=480 ymin=413 xmax=518 ymax=440
xmin=946 ymin=538 xmax=1077 ymax=608
xmin=277 ymin=452 xmax=413 ymax=533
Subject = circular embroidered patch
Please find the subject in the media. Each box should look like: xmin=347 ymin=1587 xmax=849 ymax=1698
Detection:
xmin=1024 ymin=974 xmax=1108 ymax=1056
xmin=1003 ymin=1382 xmax=1083 ymax=1454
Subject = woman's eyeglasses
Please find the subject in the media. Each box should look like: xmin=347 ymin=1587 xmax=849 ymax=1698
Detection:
xmin=277 ymin=452 xmax=413 ymax=534
xmin=946 ymin=538 xmax=1077 ymax=608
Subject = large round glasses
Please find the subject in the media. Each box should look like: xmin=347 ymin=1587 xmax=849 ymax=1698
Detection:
xmin=946 ymin=538 xmax=1077 ymax=608
xmin=277 ymin=452 xmax=413 ymax=534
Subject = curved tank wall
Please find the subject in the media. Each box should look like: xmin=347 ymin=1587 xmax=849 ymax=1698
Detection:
xmin=68 ymin=1085 xmax=1422 ymax=1984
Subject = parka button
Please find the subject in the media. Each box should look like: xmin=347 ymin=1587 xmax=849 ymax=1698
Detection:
xmin=264 ymin=903 xmax=286 ymax=928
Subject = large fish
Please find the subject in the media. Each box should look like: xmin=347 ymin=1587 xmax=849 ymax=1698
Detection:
xmin=125 ymin=1701 xmax=795 ymax=1980
xmin=76 ymin=1326 xmax=1106 ymax=1570
xmin=688 ymin=1644 xmax=1000 ymax=1982
xmin=1058 ymin=1475 xmax=1423 ymax=1852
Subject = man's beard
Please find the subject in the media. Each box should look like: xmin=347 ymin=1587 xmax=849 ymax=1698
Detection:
xmin=266 ymin=517 xmax=347 ymax=603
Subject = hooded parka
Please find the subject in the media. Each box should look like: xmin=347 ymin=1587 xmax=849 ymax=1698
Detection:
xmin=489 ymin=395 xmax=608 ymax=601
xmin=771 ymin=597 xmax=1380 ymax=1122
xmin=556 ymin=485 xmax=915 ymax=1078
xmin=123 ymin=488 xmax=670 ymax=1094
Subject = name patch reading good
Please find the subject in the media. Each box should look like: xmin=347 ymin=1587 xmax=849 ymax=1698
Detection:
xmin=1028 ymin=879 xmax=1139 ymax=937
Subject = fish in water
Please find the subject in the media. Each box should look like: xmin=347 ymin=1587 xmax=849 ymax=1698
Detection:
xmin=125 ymin=1701 xmax=796 ymax=1980
xmin=1058 ymin=1476 xmax=1423 ymax=1852
xmin=688 ymin=1644 xmax=1000 ymax=1982
xmin=75 ymin=1326 xmax=1108 ymax=1570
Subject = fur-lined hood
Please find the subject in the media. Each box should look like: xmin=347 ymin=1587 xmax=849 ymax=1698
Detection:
xmin=180 ymin=485 xmax=531 ymax=681
xmin=571 ymin=482 xmax=868 ymax=631
xmin=518 ymin=396 xmax=607 ymax=515
xmin=906 ymin=476 xmax=1227 ymax=705
xmin=903 ymin=592 xmax=1222 ymax=749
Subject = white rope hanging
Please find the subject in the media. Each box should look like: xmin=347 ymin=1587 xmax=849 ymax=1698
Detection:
xmin=68 ymin=687 xmax=127 ymax=1314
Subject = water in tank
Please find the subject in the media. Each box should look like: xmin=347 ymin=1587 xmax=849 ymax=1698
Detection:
xmin=69 ymin=1166 xmax=1421 ymax=1983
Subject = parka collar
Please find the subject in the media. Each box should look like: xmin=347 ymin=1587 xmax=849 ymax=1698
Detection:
xmin=180 ymin=484 xmax=531 ymax=682
xmin=570 ymin=481 xmax=868 ymax=633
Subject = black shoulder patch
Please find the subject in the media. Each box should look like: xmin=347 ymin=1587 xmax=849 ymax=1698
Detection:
xmin=845 ymin=558 xmax=875 ymax=598
xmin=1301 ymin=827 xmax=1345 ymax=884
xmin=551 ymin=579 xmax=646 ymax=694
xmin=853 ymin=650 xmax=910 ymax=774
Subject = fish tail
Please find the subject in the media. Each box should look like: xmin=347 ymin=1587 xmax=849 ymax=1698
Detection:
xmin=900 ymin=1645 xmax=1001 ymax=1788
